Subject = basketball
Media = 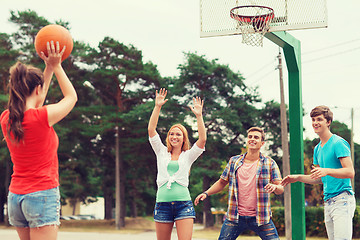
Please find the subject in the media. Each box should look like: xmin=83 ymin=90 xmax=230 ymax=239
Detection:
xmin=34 ymin=24 xmax=73 ymax=61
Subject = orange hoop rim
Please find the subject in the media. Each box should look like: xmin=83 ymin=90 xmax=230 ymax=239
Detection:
xmin=230 ymin=5 xmax=274 ymax=23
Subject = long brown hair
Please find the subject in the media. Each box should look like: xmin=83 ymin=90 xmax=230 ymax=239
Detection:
xmin=7 ymin=62 xmax=44 ymax=142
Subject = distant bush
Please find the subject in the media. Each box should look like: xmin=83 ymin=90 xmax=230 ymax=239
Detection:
xmin=271 ymin=206 xmax=359 ymax=238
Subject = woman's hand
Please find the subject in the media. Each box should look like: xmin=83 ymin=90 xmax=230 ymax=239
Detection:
xmin=189 ymin=96 xmax=204 ymax=117
xmin=155 ymin=88 xmax=168 ymax=107
xmin=41 ymin=41 xmax=65 ymax=68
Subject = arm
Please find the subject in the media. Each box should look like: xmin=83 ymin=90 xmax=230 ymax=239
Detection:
xmin=281 ymin=174 xmax=322 ymax=187
xmin=310 ymin=156 xmax=355 ymax=179
xmin=148 ymin=88 xmax=168 ymax=138
xmin=41 ymin=63 xmax=54 ymax=107
xmin=189 ymin=96 xmax=206 ymax=149
xmin=194 ymin=178 xmax=228 ymax=206
xmin=264 ymin=180 xmax=284 ymax=195
xmin=41 ymin=41 xmax=78 ymax=127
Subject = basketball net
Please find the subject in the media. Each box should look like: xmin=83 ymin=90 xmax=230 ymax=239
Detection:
xmin=230 ymin=6 xmax=274 ymax=47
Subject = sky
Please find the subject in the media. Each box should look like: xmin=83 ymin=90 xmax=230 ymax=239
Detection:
xmin=1 ymin=0 xmax=360 ymax=143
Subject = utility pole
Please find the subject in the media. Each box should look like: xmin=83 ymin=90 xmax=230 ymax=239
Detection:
xmin=277 ymin=49 xmax=292 ymax=239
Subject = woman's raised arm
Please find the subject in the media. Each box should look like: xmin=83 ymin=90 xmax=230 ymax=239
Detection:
xmin=148 ymin=88 xmax=168 ymax=138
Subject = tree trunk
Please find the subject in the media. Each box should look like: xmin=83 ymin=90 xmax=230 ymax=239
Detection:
xmin=0 ymin=189 xmax=5 ymax=223
xmin=130 ymin=180 xmax=137 ymax=218
xmin=202 ymin=175 xmax=214 ymax=227
xmin=104 ymin=190 xmax=113 ymax=220
xmin=120 ymin=159 xmax=126 ymax=226
xmin=4 ymin=157 xmax=11 ymax=226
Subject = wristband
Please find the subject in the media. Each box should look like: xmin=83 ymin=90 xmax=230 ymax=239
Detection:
xmin=203 ymin=192 xmax=209 ymax=197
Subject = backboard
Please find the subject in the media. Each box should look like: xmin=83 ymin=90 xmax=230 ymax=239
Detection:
xmin=200 ymin=0 xmax=328 ymax=38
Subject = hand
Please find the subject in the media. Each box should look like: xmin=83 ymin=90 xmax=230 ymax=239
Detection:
xmin=310 ymin=166 xmax=328 ymax=179
xmin=155 ymin=88 xmax=168 ymax=107
xmin=280 ymin=175 xmax=298 ymax=187
xmin=194 ymin=193 xmax=207 ymax=206
xmin=189 ymin=96 xmax=204 ymax=117
xmin=264 ymin=183 xmax=278 ymax=193
xmin=41 ymin=41 xmax=66 ymax=68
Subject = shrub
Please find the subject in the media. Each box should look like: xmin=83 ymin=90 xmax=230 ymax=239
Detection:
xmin=271 ymin=206 xmax=359 ymax=237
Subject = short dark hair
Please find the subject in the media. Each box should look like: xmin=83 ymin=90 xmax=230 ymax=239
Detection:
xmin=247 ymin=127 xmax=265 ymax=141
xmin=310 ymin=105 xmax=333 ymax=124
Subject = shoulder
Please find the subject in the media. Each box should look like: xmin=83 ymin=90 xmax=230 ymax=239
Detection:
xmin=30 ymin=106 xmax=48 ymax=119
xmin=260 ymin=153 xmax=273 ymax=162
xmin=229 ymin=154 xmax=244 ymax=162
xmin=0 ymin=109 xmax=9 ymax=121
xmin=25 ymin=107 xmax=49 ymax=127
xmin=332 ymin=134 xmax=349 ymax=146
xmin=260 ymin=153 xmax=279 ymax=166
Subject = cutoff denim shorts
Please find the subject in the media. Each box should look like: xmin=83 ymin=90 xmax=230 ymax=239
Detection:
xmin=154 ymin=200 xmax=195 ymax=223
xmin=7 ymin=187 xmax=61 ymax=228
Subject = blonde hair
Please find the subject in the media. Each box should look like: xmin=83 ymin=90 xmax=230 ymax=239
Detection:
xmin=166 ymin=124 xmax=190 ymax=152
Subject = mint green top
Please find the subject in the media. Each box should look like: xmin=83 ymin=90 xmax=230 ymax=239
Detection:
xmin=156 ymin=161 xmax=191 ymax=202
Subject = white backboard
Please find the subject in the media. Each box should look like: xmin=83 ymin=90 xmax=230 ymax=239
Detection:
xmin=200 ymin=0 xmax=328 ymax=37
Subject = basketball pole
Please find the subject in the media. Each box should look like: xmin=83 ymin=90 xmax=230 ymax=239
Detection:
xmin=265 ymin=31 xmax=306 ymax=240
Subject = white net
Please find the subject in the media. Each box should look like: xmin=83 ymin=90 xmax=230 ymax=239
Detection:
xmin=230 ymin=6 xmax=274 ymax=47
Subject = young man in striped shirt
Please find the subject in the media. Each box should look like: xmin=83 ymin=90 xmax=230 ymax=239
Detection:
xmin=195 ymin=127 xmax=284 ymax=240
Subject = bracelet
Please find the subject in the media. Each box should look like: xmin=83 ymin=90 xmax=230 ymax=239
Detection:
xmin=203 ymin=192 xmax=209 ymax=197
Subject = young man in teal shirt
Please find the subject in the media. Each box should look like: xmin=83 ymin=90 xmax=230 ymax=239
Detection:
xmin=281 ymin=105 xmax=355 ymax=240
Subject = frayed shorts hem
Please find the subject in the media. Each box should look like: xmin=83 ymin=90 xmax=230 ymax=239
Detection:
xmin=13 ymin=222 xmax=61 ymax=228
xmin=154 ymin=216 xmax=195 ymax=223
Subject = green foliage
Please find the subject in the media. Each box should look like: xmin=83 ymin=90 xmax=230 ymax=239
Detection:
xmin=1 ymin=9 xmax=358 ymax=227
xmin=272 ymin=206 xmax=360 ymax=237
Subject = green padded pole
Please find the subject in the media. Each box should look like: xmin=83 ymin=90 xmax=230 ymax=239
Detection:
xmin=265 ymin=31 xmax=306 ymax=240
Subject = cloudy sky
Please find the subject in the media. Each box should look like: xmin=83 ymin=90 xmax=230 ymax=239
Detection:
xmin=1 ymin=0 xmax=360 ymax=142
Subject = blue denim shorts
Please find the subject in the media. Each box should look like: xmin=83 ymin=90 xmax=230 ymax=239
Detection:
xmin=154 ymin=201 xmax=195 ymax=223
xmin=7 ymin=187 xmax=61 ymax=228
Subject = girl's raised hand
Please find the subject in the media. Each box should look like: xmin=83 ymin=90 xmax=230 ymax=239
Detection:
xmin=40 ymin=41 xmax=66 ymax=68
xmin=189 ymin=96 xmax=204 ymax=117
xmin=155 ymin=88 xmax=168 ymax=107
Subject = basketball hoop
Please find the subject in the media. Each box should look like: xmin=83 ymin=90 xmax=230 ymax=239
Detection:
xmin=230 ymin=5 xmax=274 ymax=47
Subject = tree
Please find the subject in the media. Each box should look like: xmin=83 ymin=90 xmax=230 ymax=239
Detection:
xmin=0 ymin=32 xmax=19 ymax=223
xmin=171 ymin=52 xmax=261 ymax=227
xmin=80 ymin=36 xmax=163 ymax=226
xmin=4 ymin=10 xmax=104 ymax=213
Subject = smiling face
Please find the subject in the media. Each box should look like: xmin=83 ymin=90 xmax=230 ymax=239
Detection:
xmin=168 ymin=127 xmax=184 ymax=148
xmin=311 ymin=114 xmax=331 ymax=135
xmin=246 ymin=130 xmax=264 ymax=150
xmin=166 ymin=124 xmax=190 ymax=152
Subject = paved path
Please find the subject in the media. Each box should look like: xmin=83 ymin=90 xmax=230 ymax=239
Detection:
xmin=0 ymin=229 xmax=209 ymax=240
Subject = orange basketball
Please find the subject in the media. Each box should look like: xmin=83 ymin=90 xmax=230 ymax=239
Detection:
xmin=34 ymin=24 xmax=73 ymax=61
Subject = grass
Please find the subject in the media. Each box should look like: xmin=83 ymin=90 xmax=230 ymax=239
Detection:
xmin=1 ymin=217 xmax=359 ymax=240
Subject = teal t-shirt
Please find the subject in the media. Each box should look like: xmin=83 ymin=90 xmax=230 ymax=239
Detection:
xmin=313 ymin=134 xmax=354 ymax=201
xmin=156 ymin=161 xmax=191 ymax=202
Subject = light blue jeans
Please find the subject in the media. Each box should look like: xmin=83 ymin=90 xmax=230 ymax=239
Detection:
xmin=8 ymin=187 xmax=61 ymax=228
xmin=324 ymin=191 xmax=356 ymax=240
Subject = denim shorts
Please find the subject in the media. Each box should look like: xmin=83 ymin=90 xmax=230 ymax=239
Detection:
xmin=154 ymin=201 xmax=195 ymax=223
xmin=7 ymin=187 xmax=61 ymax=228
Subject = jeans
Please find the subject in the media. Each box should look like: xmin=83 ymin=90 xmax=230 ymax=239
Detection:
xmin=8 ymin=187 xmax=60 ymax=228
xmin=324 ymin=191 xmax=356 ymax=240
xmin=218 ymin=216 xmax=280 ymax=240
xmin=154 ymin=201 xmax=195 ymax=223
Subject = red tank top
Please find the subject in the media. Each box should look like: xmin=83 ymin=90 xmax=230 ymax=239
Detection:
xmin=1 ymin=107 xmax=59 ymax=194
